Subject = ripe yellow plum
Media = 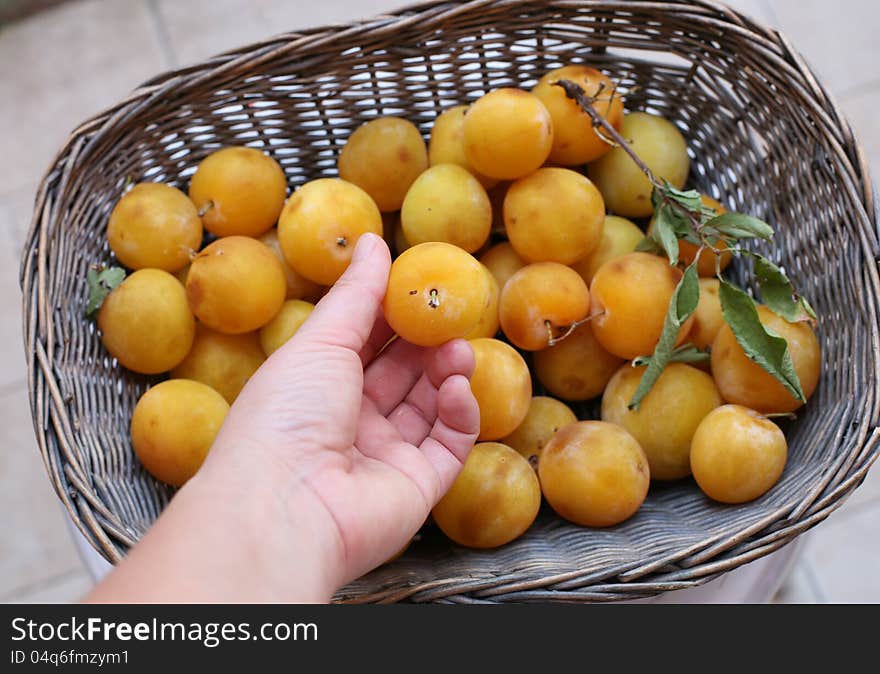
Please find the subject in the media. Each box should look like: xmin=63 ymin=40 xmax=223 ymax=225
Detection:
xmin=539 ymin=421 xmax=649 ymax=527
xmin=587 ymin=112 xmax=689 ymax=217
xmin=691 ymin=405 xmax=787 ymax=503
xmin=186 ymin=236 xmax=286 ymax=334
xmin=277 ymin=178 xmax=383 ymax=285
xmin=259 ymin=228 xmax=324 ymax=302
xmin=432 ymin=442 xmax=541 ymax=548
xmin=501 ymin=396 xmax=578 ymax=464
xmin=98 ymin=269 xmax=195 ymax=374
xmin=171 ymin=325 xmax=266 ymax=404
xmin=189 ymin=146 xmax=287 ymax=237
xmin=531 ymin=65 xmax=624 ymax=165
xmin=259 ymin=299 xmax=315 ymax=356
xmin=479 ymin=242 xmax=525 ymax=290
xmin=570 ymin=215 xmax=643 ymax=285
xmin=428 ymin=105 xmax=498 ymax=189
xmin=338 ymin=117 xmax=428 ymax=211
xmin=533 ymin=322 xmax=624 ymax=401
xmin=401 ymin=163 xmax=491 ymax=252
xmin=601 ymin=363 xmax=722 ymax=480
xmin=504 ymin=168 xmax=605 ymax=264
xmin=463 ymin=264 xmax=500 ymax=340
xmin=107 ymin=183 xmax=202 ymax=272
xmin=468 ymin=338 xmax=532 ymax=440
xmin=131 ymin=379 xmax=229 ymax=487
xmin=463 ymin=88 xmax=553 ymax=180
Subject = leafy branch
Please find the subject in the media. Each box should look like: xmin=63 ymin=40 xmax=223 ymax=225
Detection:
xmin=554 ymin=78 xmax=817 ymax=407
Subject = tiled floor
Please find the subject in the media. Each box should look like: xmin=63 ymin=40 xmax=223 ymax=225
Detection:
xmin=1 ymin=0 xmax=877 ymax=603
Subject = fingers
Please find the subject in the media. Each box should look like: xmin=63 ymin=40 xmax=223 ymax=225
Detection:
xmin=359 ymin=317 xmax=395 ymax=366
xmin=363 ymin=338 xmax=425 ymax=416
xmin=294 ymin=233 xmax=391 ymax=355
xmin=419 ymin=374 xmax=480 ymax=500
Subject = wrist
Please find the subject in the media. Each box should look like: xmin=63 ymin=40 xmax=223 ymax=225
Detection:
xmin=185 ymin=458 xmax=347 ymax=602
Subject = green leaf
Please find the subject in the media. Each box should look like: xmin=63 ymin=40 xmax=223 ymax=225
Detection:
xmin=705 ymin=212 xmax=774 ymax=241
xmin=85 ymin=266 xmax=126 ymax=319
xmin=662 ymin=182 xmax=702 ymax=212
xmin=651 ymin=204 xmax=681 ymax=266
xmin=628 ymin=263 xmax=700 ymax=410
xmin=753 ymin=255 xmax=817 ymax=322
xmin=632 ymin=345 xmax=709 ymax=367
xmin=718 ymin=280 xmax=805 ymax=403
xmin=635 ymin=236 xmax=662 ymax=254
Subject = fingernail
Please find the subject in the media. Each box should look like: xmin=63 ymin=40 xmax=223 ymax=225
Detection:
xmin=353 ymin=233 xmax=378 ymax=263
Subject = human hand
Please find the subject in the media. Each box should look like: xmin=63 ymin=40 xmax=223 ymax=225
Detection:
xmin=198 ymin=232 xmax=479 ymax=597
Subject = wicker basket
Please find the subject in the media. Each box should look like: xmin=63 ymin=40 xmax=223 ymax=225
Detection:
xmin=20 ymin=0 xmax=880 ymax=603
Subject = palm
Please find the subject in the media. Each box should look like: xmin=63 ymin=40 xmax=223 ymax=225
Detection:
xmin=213 ymin=237 xmax=478 ymax=581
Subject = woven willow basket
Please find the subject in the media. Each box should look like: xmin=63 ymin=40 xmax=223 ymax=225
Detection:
xmin=20 ymin=0 xmax=880 ymax=603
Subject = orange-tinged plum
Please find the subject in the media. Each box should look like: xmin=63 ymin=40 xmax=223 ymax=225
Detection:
xmin=539 ymin=421 xmax=649 ymax=527
xmin=691 ymin=405 xmax=787 ymax=503
xmin=338 ymin=117 xmax=428 ymax=212
xmin=432 ymin=442 xmax=540 ymax=548
xmin=186 ymin=236 xmax=286 ymax=334
xmin=468 ymin=338 xmax=532 ymax=440
xmin=711 ymin=305 xmax=820 ymax=413
xmin=601 ymin=363 xmax=722 ymax=480
xmin=499 ymin=262 xmax=590 ymax=351
xmin=462 ymin=88 xmax=553 ymax=180
xmin=383 ymin=242 xmax=490 ymax=347
xmin=531 ymin=65 xmax=624 ymax=165
xmin=107 ymin=183 xmax=202 ymax=272
xmin=189 ymin=146 xmax=287 ymax=237
xmin=533 ymin=322 xmax=624 ymax=401
xmin=590 ymin=252 xmax=693 ymax=359
xmin=277 ymin=178 xmax=383 ymax=285
xmin=504 ymin=168 xmax=605 ymax=265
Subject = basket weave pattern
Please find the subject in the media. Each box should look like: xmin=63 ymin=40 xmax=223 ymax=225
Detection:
xmin=20 ymin=0 xmax=880 ymax=603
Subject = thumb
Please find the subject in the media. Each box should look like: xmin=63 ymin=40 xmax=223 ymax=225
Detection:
xmin=293 ymin=232 xmax=391 ymax=354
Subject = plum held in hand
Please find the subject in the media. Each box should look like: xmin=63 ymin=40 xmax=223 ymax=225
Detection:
xmin=107 ymin=183 xmax=202 ymax=272
xmin=131 ymin=379 xmax=229 ymax=487
xmin=463 ymin=264 xmax=501 ymax=340
xmin=462 ymin=88 xmax=554 ymax=180
xmin=601 ymin=363 xmax=722 ymax=480
xmin=98 ymin=268 xmax=195 ymax=374
xmin=431 ymin=442 xmax=540 ymax=548
xmin=188 ymin=146 xmax=287 ymax=238
xmin=186 ymin=236 xmax=286 ymax=334
xmin=278 ymin=178 xmax=383 ymax=285
xmin=383 ymin=242 xmax=490 ymax=347
xmin=539 ymin=421 xmax=650 ymax=527
xmin=690 ymin=405 xmax=787 ymax=504
xmin=338 ymin=117 xmax=428 ymax=212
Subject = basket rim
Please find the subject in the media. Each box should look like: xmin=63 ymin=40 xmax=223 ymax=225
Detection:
xmin=18 ymin=0 xmax=880 ymax=603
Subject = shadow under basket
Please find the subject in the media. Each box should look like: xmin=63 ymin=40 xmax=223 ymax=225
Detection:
xmin=20 ymin=0 xmax=880 ymax=603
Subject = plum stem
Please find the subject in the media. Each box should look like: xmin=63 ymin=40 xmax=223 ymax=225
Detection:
xmin=197 ymin=200 xmax=214 ymax=217
xmin=428 ymin=288 xmax=440 ymax=308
